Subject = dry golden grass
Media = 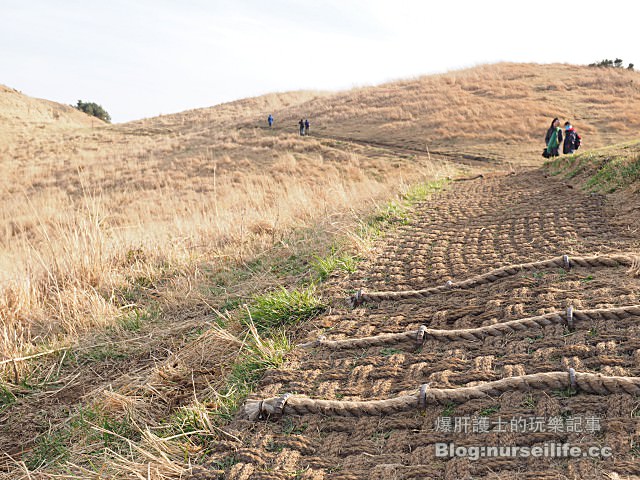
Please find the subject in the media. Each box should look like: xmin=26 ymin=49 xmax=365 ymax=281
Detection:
xmin=2 ymin=62 xmax=640 ymax=478
xmin=263 ymin=63 xmax=640 ymax=162
xmin=0 ymin=97 xmax=455 ymax=378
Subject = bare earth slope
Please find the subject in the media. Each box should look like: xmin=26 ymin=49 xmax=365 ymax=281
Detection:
xmin=201 ymin=170 xmax=640 ymax=479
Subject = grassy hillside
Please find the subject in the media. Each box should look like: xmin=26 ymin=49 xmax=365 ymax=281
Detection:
xmin=0 ymin=85 xmax=101 ymax=150
xmin=260 ymin=63 xmax=640 ymax=162
xmin=0 ymin=82 xmax=456 ymax=379
xmin=1 ymin=62 xmax=640 ymax=478
xmin=545 ymin=140 xmax=640 ymax=193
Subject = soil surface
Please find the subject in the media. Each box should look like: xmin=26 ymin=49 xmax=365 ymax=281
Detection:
xmin=196 ymin=169 xmax=640 ymax=479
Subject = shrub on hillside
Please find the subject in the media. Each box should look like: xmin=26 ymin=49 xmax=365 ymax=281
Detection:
xmin=589 ymin=58 xmax=634 ymax=70
xmin=74 ymin=100 xmax=111 ymax=123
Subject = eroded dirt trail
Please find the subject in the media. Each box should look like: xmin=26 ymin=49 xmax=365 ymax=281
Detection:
xmin=201 ymin=169 xmax=640 ymax=479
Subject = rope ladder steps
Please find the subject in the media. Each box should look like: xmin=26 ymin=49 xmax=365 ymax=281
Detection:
xmin=350 ymin=254 xmax=639 ymax=306
xmin=244 ymin=253 xmax=640 ymax=421
xmin=298 ymin=305 xmax=640 ymax=350
xmin=245 ymin=370 xmax=640 ymax=420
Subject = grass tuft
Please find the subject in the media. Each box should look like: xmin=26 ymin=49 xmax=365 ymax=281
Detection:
xmin=247 ymin=285 xmax=326 ymax=332
xmin=312 ymin=247 xmax=359 ymax=281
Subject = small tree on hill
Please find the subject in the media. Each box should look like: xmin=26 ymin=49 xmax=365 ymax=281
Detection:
xmin=74 ymin=100 xmax=111 ymax=123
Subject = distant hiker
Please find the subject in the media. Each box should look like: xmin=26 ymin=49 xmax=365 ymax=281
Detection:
xmin=299 ymin=119 xmax=305 ymax=136
xmin=563 ymin=121 xmax=582 ymax=154
xmin=544 ymin=117 xmax=563 ymax=157
xmin=304 ymin=119 xmax=310 ymax=135
xmin=268 ymin=114 xmax=273 ymax=127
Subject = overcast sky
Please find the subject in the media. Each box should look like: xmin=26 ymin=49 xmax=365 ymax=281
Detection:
xmin=1 ymin=0 xmax=638 ymax=123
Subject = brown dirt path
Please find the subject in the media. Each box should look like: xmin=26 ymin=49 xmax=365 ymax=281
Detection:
xmin=197 ymin=169 xmax=640 ymax=479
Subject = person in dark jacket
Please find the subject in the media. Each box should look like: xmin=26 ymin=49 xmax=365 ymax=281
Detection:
xmin=268 ymin=114 xmax=273 ymax=127
xmin=563 ymin=121 xmax=581 ymax=154
xmin=304 ymin=119 xmax=310 ymax=135
xmin=298 ymin=119 xmax=305 ymax=136
xmin=545 ymin=118 xmax=563 ymax=157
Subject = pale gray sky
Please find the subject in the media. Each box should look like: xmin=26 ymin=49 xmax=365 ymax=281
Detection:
xmin=1 ymin=0 xmax=638 ymax=123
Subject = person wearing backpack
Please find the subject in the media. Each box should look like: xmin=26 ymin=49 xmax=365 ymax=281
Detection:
xmin=563 ymin=121 xmax=582 ymax=154
xmin=544 ymin=117 xmax=563 ymax=157
xmin=298 ymin=119 xmax=305 ymax=136
xmin=304 ymin=119 xmax=310 ymax=135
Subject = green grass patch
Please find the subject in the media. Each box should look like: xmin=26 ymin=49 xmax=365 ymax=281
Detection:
xmin=403 ymin=178 xmax=449 ymax=203
xmin=441 ymin=402 xmax=456 ymax=417
xmin=354 ymin=178 xmax=450 ymax=248
xmin=247 ymin=285 xmax=326 ymax=332
xmin=545 ymin=142 xmax=640 ymax=193
xmin=79 ymin=344 xmax=129 ymax=363
xmin=585 ymin=154 xmax=640 ymax=192
xmin=0 ymin=384 xmax=17 ymax=414
xmin=478 ymin=405 xmax=500 ymax=416
xmin=380 ymin=347 xmax=403 ymax=357
xmin=116 ymin=306 xmax=156 ymax=331
xmin=312 ymin=247 xmax=359 ymax=281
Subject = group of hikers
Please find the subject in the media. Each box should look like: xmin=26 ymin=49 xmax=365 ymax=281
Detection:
xmin=543 ymin=118 xmax=582 ymax=158
xmin=266 ymin=114 xmax=310 ymax=136
xmin=268 ymin=114 xmax=580 ymax=154
xmin=298 ymin=118 xmax=310 ymax=136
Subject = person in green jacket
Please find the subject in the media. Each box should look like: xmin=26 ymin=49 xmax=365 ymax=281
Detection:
xmin=544 ymin=117 xmax=563 ymax=157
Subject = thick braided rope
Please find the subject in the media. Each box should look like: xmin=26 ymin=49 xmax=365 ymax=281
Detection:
xmin=245 ymin=371 xmax=640 ymax=420
xmin=355 ymin=254 xmax=635 ymax=304
xmin=298 ymin=305 xmax=640 ymax=350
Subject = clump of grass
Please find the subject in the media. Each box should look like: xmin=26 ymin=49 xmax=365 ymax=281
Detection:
xmin=312 ymin=247 xmax=359 ymax=281
xmin=0 ymin=383 xmax=17 ymax=414
xmin=25 ymin=405 xmax=139 ymax=470
xmin=585 ymin=154 xmax=640 ymax=192
xmin=403 ymin=178 xmax=449 ymax=203
xmin=247 ymin=285 xmax=326 ymax=331
xmin=380 ymin=347 xmax=403 ymax=357
xmin=546 ymin=142 xmax=640 ymax=193
xmin=212 ymin=323 xmax=292 ymax=421
xmin=441 ymin=402 xmax=456 ymax=417
xmin=351 ymin=178 xmax=450 ymax=252
xmin=116 ymin=306 xmax=155 ymax=332
xmin=478 ymin=405 xmax=500 ymax=416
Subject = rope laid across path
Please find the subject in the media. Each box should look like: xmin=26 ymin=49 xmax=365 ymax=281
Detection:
xmin=351 ymin=254 xmax=638 ymax=306
xmin=298 ymin=305 xmax=640 ymax=350
xmin=244 ymin=370 xmax=640 ymax=420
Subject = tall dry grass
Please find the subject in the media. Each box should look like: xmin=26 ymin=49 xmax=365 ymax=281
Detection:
xmin=4 ymin=61 xmax=640 ymax=375
xmin=261 ymin=63 xmax=640 ymax=161
xmin=0 ymin=121 xmax=455 ymax=377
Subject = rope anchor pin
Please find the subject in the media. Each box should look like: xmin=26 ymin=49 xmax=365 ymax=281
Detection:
xmin=419 ymin=383 xmax=430 ymax=409
xmin=566 ymin=306 xmax=574 ymax=331
xmin=416 ymin=325 xmax=427 ymax=344
xmin=350 ymin=289 xmax=363 ymax=308
xmin=568 ymin=368 xmax=577 ymax=391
